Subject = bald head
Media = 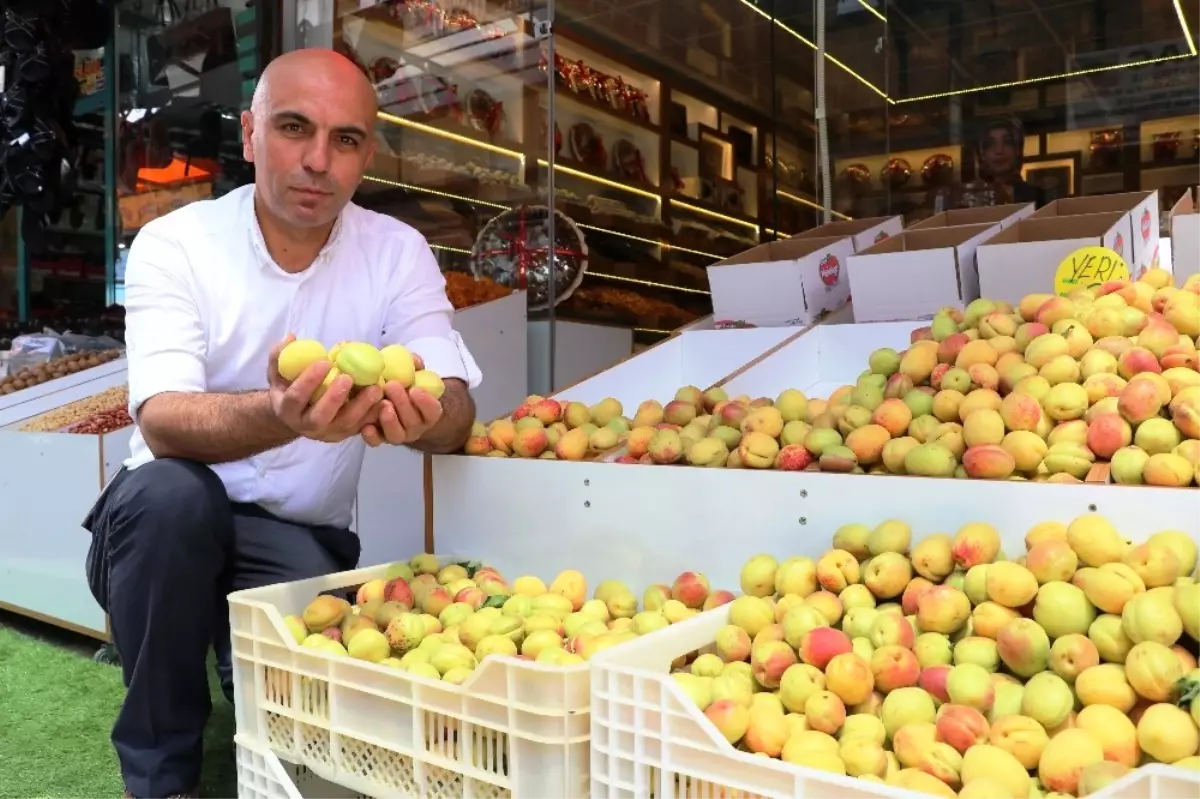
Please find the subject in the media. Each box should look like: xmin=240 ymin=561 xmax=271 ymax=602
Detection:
xmin=251 ymin=48 xmax=378 ymax=122
xmin=241 ymin=48 xmax=379 ymax=234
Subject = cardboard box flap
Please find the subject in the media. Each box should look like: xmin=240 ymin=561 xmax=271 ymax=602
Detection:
xmin=982 ymin=212 xmax=1126 ymax=244
xmin=1035 ymin=191 xmax=1155 ymax=217
xmin=711 ymin=235 xmax=848 ymax=268
xmin=1172 ymin=187 xmax=1197 ymax=220
xmin=859 ymin=223 xmax=999 ymax=254
xmin=912 ymin=204 xmax=1034 ymax=230
xmin=847 ymin=224 xmax=997 ymax=322
xmin=790 ymin=216 xmax=895 ymax=241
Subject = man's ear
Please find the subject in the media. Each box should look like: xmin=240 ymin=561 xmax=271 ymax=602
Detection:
xmin=240 ymin=110 xmax=255 ymax=163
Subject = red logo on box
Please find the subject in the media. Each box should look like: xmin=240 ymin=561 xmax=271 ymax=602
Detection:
xmin=819 ymin=254 xmax=841 ymax=286
xmin=875 ymin=231 xmax=889 ymax=243
xmin=1141 ymin=209 xmax=1151 ymax=241
xmin=1113 ymin=233 xmax=1124 ymax=257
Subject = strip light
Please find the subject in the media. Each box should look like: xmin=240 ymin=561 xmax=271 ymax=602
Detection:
xmin=671 ymin=199 xmax=761 ymax=231
xmin=589 ymin=271 xmax=711 ymax=295
xmin=576 ymin=223 xmax=720 ymax=259
xmin=735 ymin=0 xmax=1197 ymax=103
xmin=854 ymin=0 xmax=887 ymax=24
xmin=539 ymin=160 xmax=662 ymax=201
xmin=362 ymin=174 xmax=509 ymax=209
xmin=778 ymin=190 xmax=853 ymax=220
xmin=736 ymin=0 xmax=891 ymax=102
xmin=429 ymin=243 xmax=472 ymax=254
xmin=361 ymin=175 xmax=719 ymax=258
xmin=376 ymin=110 xmax=525 ymax=160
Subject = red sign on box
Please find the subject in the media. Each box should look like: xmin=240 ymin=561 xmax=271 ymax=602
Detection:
xmin=819 ymin=254 xmax=841 ymax=286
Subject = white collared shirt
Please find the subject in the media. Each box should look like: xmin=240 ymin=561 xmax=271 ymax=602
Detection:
xmin=122 ymin=184 xmax=482 ymax=528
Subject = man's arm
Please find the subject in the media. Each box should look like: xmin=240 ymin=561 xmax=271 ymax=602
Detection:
xmin=138 ymin=390 xmax=297 ymax=464
xmin=122 ymin=228 xmax=294 ymax=464
xmin=405 ymin=378 xmax=475 ymax=453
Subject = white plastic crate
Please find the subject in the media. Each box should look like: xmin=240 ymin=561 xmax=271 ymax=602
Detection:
xmin=589 ymin=605 xmax=1200 ymax=799
xmin=229 ymin=562 xmax=592 ymax=799
xmin=236 ymin=733 xmax=366 ymax=799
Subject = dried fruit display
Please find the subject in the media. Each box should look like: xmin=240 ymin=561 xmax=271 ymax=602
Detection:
xmin=283 ymin=555 xmax=732 ymax=673
xmin=669 ymin=517 xmax=1200 ymax=795
xmin=19 ymin=386 xmax=129 ymax=432
xmin=1 ymin=349 xmax=123 ymax=395
xmin=69 ymin=408 xmax=133 ymax=435
xmin=562 ymin=285 xmax=699 ymax=327
xmin=443 ymin=271 xmax=512 ymax=310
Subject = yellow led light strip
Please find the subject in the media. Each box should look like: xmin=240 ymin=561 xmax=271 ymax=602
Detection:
xmin=897 ymin=0 xmax=1195 ymax=103
xmin=634 ymin=327 xmax=674 ymax=335
xmin=361 ymin=175 xmax=714 ymax=257
xmin=429 ymin=243 xmax=472 ymax=254
xmin=589 ymin=271 xmax=711 ymax=295
xmin=777 ymin=190 xmax=853 ymax=220
xmin=576 ymin=223 xmax=720 ymax=259
xmin=377 ymin=111 xmax=525 ymax=159
xmin=671 ymin=199 xmax=761 ymax=232
xmin=362 ymin=174 xmax=509 ymax=209
xmin=735 ymin=0 xmax=892 ymax=102
xmin=735 ymin=0 xmax=1196 ymax=103
xmin=854 ymin=0 xmax=887 ymax=24
xmin=894 ymin=52 xmax=1198 ymax=103
xmin=539 ymin=160 xmax=662 ymax=201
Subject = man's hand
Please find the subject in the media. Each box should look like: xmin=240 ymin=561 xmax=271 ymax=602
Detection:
xmin=267 ymin=336 xmax=383 ymax=443
xmin=361 ymin=353 xmax=444 ymax=447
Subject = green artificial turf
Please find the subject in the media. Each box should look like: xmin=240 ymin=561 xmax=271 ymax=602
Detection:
xmin=0 ymin=616 xmax=236 ymax=799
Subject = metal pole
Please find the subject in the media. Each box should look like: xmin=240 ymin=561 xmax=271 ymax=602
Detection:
xmin=104 ymin=2 xmax=118 ymax=308
xmin=542 ymin=0 xmax=557 ymax=392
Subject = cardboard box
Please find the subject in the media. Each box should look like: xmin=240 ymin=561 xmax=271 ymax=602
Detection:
xmin=1031 ymin=191 xmax=1160 ymax=273
xmin=707 ymin=236 xmax=856 ymax=328
xmin=1171 ymin=188 xmax=1199 ymax=281
xmin=976 ymin=212 xmax=1128 ymax=304
xmin=789 ymin=215 xmax=904 ymax=252
xmin=847 ymin=224 xmax=999 ymax=322
xmin=911 ymin=203 xmax=1035 ymax=231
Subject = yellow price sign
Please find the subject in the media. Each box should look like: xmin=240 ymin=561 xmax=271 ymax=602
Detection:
xmin=1054 ymin=246 xmax=1129 ymax=296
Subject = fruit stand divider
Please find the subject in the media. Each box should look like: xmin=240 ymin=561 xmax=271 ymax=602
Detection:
xmin=0 ymin=360 xmax=131 ymax=638
xmin=429 ymin=318 xmax=1200 ymax=594
xmin=356 ymin=291 xmax=529 ymax=568
xmin=527 ymin=318 xmax=637 ymax=398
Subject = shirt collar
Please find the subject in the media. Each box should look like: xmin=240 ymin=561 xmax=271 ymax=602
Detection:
xmin=245 ymin=186 xmax=350 ymax=272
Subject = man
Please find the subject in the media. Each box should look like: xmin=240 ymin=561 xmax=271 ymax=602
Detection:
xmin=83 ymin=48 xmax=480 ymax=799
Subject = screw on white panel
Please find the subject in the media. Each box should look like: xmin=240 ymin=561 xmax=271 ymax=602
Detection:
xmin=1088 ymin=504 xmax=1098 ymax=511
xmin=799 ymin=489 xmax=808 ymax=498
xmin=799 ymin=517 xmax=807 ymax=525
xmin=584 ymin=501 xmax=591 ymax=508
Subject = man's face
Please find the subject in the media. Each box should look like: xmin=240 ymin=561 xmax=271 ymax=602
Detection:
xmin=982 ymin=128 xmax=1017 ymax=179
xmin=240 ymin=70 xmax=376 ymax=230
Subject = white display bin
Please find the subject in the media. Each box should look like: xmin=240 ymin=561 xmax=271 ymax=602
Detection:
xmin=429 ymin=319 xmax=1196 ymax=590
xmin=541 ymin=326 xmax=806 ymax=410
xmin=590 ymin=599 xmax=1200 ymax=799
xmin=0 ymin=358 xmax=127 ymax=427
xmin=0 ymin=362 xmax=130 ymax=636
xmin=355 ymin=292 xmax=529 ymax=567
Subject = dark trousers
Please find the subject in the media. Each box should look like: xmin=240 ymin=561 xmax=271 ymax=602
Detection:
xmin=83 ymin=458 xmax=359 ymax=799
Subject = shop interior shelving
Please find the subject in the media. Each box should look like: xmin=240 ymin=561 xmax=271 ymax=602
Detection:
xmin=336 ymin=1 xmax=834 ymax=342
